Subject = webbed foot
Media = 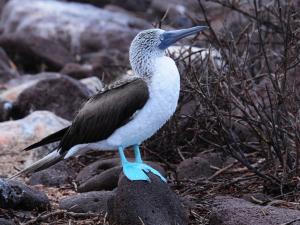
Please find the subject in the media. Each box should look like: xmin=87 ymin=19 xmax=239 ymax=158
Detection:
xmin=118 ymin=145 xmax=166 ymax=182
xmin=123 ymin=161 xmax=166 ymax=182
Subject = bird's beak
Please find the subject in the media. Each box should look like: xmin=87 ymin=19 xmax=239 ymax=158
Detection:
xmin=158 ymin=26 xmax=208 ymax=50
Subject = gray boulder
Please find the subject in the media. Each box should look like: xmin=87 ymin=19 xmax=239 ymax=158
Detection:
xmin=76 ymin=158 xmax=166 ymax=192
xmin=108 ymin=174 xmax=188 ymax=225
xmin=0 ymin=0 xmax=150 ymax=78
xmin=0 ymin=0 xmax=150 ymax=54
xmin=29 ymin=161 xmax=76 ymax=187
xmin=59 ymin=191 xmax=115 ymax=213
xmin=177 ymin=153 xmax=232 ymax=180
xmin=210 ymin=196 xmax=300 ymax=225
xmin=0 ymin=73 xmax=62 ymax=102
xmin=0 ymin=111 xmax=69 ymax=177
xmin=12 ymin=75 xmax=90 ymax=120
xmin=78 ymin=166 xmax=122 ymax=192
xmin=0 ymin=178 xmax=50 ymax=211
xmin=0 ymin=33 xmax=75 ymax=71
xmin=177 ymin=157 xmax=213 ymax=180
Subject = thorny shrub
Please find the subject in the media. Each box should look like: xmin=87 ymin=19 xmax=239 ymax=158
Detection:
xmin=145 ymin=0 xmax=300 ymax=194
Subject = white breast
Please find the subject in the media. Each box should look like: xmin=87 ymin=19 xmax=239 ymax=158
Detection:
xmin=106 ymin=56 xmax=180 ymax=148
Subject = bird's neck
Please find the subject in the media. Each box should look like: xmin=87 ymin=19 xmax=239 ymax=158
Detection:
xmin=131 ymin=57 xmax=155 ymax=79
xmin=130 ymin=49 xmax=165 ymax=79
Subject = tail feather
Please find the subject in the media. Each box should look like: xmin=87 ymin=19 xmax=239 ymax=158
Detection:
xmin=8 ymin=149 xmax=63 ymax=180
xmin=23 ymin=127 xmax=69 ymax=151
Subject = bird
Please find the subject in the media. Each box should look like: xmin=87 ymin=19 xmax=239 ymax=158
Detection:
xmin=9 ymin=26 xmax=208 ymax=182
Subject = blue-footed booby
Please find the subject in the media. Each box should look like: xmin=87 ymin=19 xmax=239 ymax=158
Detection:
xmin=9 ymin=26 xmax=208 ymax=182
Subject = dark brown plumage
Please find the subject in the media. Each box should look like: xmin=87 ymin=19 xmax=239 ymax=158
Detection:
xmin=8 ymin=78 xmax=149 ymax=179
xmin=58 ymin=77 xmax=149 ymax=154
xmin=24 ymin=78 xmax=149 ymax=154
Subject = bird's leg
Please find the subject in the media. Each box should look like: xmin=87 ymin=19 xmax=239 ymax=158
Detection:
xmin=133 ymin=144 xmax=167 ymax=182
xmin=133 ymin=144 xmax=143 ymax=163
xmin=118 ymin=145 xmax=128 ymax=164
xmin=118 ymin=145 xmax=149 ymax=181
xmin=118 ymin=145 xmax=167 ymax=182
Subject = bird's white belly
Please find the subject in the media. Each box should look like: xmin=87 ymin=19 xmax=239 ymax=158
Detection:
xmin=106 ymin=56 xmax=180 ymax=148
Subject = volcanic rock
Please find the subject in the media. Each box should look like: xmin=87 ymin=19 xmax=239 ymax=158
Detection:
xmin=108 ymin=174 xmax=188 ymax=225
xmin=0 ymin=0 xmax=150 ymax=54
xmin=0 ymin=111 xmax=69 ymax=176
xmin=12 ymin=75 xmax=90 ymax=120
xmin=29 ymin=161 xmax=76 ymax=187
xmin=59 ymin=191 xmax=115 ymax=213
xmin=78 ymin=167 xmax=122 ymax=193
xmin=177 ymin=157 xmax=213 ymax=180
xmin=77 ymin=158 xmax=166 ymax=192
xmin=0 ymin=73 xmax=62 ymax=101
xmin=177 ymin=152 xmax=231 ymax=180
xmin=76 ymin=158 xmax=120 ymax=185
xmin=1 ymin=73 xmax=100 ymax=102
xmin=0 ymin=33 xmax=75 ymax=71
xmin=210 ymin=196 xmax=300 ymax=225
xmin=0 ymin=0 xmax=150 ymax=77
xmin=0 ymin=178 xmax=49 ymax=211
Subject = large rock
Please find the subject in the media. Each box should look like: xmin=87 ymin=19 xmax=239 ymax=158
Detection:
xmin=0 ymin=0 xmax=150 ymax=54
xmin=0 ymin=73 xmax=62 ymax=101
xmin=29 ymin=161 xmax=76 ymax=187
xmin=0 ymin=73 xmax=101 ymax=102
xmin=108 ymin=174 xmax=188 ymax=225
xmin=0 ymin=111 xmax=69 ymax=176
xmin=0 ymin=178 xmax=50 ymax=211
xmin=76 ymin=158 xmax=120 ymax=192
xmin=0 ymin=33 xmax=75 ymax=71
xmin=210 ymin=196 xmax=300 ymax=225
xmin=77 ymin=158 xmax=166 ymax=192
xmin=78 ymin=167 xmax=122 ymax=192
xmin=177 ymin=157 xmax=213 ymax=180
xmin=176 ymin=153 xmax=230 ymax=180
xmin=0 ymin=0 xmax=149 ymax=79
xmin=59 ymin=191 xmax=115 ymax=213
xmin=12 ymin=75 xmax=90 ymax=120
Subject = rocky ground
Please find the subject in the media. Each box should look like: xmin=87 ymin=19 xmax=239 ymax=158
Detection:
xmin=0 ymin=0 xmax=300 ymax=225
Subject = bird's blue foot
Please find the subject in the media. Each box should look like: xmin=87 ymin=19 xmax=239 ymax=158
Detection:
xmin=118 ymin=145 xmax=167 ymax=182
xmin=122 ymin=161 xmax=167 ymax=182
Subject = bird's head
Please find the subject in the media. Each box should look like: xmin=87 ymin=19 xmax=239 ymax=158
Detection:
xmin=129 ymin=26 xmax=208 ymax=77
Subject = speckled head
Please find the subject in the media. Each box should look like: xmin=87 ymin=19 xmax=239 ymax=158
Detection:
xmin=129 ymin=26 xmax=208 ymax=77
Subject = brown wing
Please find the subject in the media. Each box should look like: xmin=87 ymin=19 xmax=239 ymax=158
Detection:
xmin=58 ymin=78 xmax=149 ymax=154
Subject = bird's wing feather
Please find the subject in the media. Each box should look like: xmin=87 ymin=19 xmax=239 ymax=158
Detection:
xmin=58 ymin=77 xmax=149 ymax=153
xmin=23 ymin=126 xmax=70 ymax=151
